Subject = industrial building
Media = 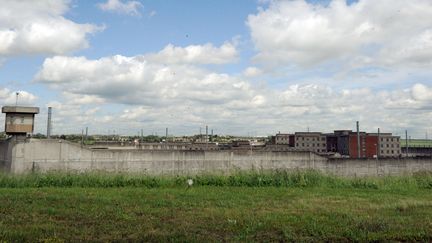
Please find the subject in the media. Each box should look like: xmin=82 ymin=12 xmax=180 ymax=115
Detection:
xmin=270 ymin=129 xmax=402 ymax=158
xmin=294 ymin=132 xmax=327 ymax=153
xmin=273 ymin=133 xmax=293 ymax=146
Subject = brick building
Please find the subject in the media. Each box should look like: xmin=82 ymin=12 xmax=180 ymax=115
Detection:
xmin=334 ymin=130 xmax=401 ymax=158
xmin=348 ymin=133 xmax=379 ymax=158
xmin=270 ymin=129 xmax=401 ymax=158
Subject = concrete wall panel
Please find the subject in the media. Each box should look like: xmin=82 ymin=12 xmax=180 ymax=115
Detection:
xmin=5 ymin=139 xmax=432 ymax=176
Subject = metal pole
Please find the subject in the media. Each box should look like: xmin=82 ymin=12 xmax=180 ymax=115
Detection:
xmin=81 ymin=129 xmax=84 ymax=146
xmin=15 ymin=92 xmax=19 ymax=106
xmin=377 ymin=128 xmax=380 ymax=159
xmin=405 ymin=130 xmax=408 ymax=157
xmin=141 ymin=129 xmax=143 ymax=149
xmin=206 ymin=125 xmax=208 ymax=150
xmin=47 ymin=107 xmax=52 ymax=139
xmin=356 ymin=121 xmax=360 ymax=158
xmin=165 ymin=127 xmax=168 ymax=142
xmin=85 ymin=127 xmax=88 ymax=140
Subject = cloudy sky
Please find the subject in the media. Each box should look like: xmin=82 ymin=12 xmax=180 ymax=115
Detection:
xmin=1 ymin=0 xmax=432 ymax=137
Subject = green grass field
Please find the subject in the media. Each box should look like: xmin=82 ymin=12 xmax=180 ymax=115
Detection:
xmin=401 ymin=139 xmax=432 ymax=147
xmin=0 ymin=171 xmax=432 ymax=242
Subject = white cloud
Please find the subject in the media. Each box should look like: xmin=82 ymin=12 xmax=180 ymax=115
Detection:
xmin=34 ymin=53 xmax=252 ymax=106
xmin=98 ymin=0 xmax=143 ymax=16
xmin=33 ymin=49 xmax=432 ymax=136
xmin=0 ymin=0 xmax=101 ymax=57
xmin=62 ymin=92 xmax=106 ymax=105
xmin=144 ymin=42 xmax=238 ymax=65
xmin=412 ymin=83 xmax=432 ymax=102
xmin=0 ymin=88 xmax=37 ymax=106
xmin=243 ymin=67 xmax=262 ymax=77
xmin=247 ymin=0 xmax=432 ymax=67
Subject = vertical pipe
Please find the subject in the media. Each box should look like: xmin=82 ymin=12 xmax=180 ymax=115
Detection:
xmin=377 ymin=128 xmax=380 ymax=159
xmin=405 ymin=130 xmax=408 ymax=157
xmin=81 ymin=129 xmax=84 ymax=146
xmin=165 ymin=127 xmax=168 ymax=142
xmin=15 ymin=92 xmax=19 ymax=106
xmin=356 ymin=121 xmax=360 ymax=158
xmin=47 ymin=107 xmax=52 ymax=139
xmin=205 ymin=125 xmax=208 ymax=150
xmin=141 ymin=129 xmax=143 ymax=149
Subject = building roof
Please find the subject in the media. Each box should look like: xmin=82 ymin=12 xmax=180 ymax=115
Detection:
xmin=295 ymin=132 xmax=323 ymax=136
xmin=2 ymin=106 xmax=39 ymax=114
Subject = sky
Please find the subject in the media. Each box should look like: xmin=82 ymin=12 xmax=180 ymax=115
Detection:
xmin=0 ymin=0 xmax=432 ymax=138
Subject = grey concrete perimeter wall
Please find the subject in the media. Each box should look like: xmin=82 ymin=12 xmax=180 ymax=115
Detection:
xmin=5 ymin=139 xmax=432 ymax=176
xmin=0 ymin=138 xmax=14 ymax=172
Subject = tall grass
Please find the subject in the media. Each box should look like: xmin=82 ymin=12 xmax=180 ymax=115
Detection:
xmin=0 ymin=170 xmax=431 ymax=190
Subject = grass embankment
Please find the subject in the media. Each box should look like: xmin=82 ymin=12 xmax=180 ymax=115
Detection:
xmin=0 ymin=171 xmax=432 ymax=242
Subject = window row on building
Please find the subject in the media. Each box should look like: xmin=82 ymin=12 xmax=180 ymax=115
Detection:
xmin=272 ymin=130 xmax=401 ymax=158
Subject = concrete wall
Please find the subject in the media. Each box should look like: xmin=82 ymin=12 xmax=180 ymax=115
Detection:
xmin=7 ymin=139 xmax=432 ymax=176
xmin=0 ymin=138 xmax=15 ymax=172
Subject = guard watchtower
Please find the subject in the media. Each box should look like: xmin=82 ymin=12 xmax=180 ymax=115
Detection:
xmin=2 ymin=106 xmax=39 ymax=136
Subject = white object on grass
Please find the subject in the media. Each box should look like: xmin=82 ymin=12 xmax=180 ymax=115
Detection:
xmin=187 ymin=178 xmax=193 ymax=187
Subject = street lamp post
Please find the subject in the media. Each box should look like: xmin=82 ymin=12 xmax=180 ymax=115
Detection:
xmin=15 ymin=92 xmax=19 ymax=106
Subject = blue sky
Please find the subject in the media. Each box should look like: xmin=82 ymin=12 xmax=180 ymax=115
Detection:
xmin=0 ymin=0 xmax=431 ymax=138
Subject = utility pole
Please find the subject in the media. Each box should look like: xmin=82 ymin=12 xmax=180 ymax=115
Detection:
xmin=141 ymin=129 xmax=143 ymax=148
xmin=85 ymin=127 xmax=88 ymax=141
xmin=377 ymin=128 xmax=380 ymax=159
xmin=405 ymin=130 xmax=408 ymax=157
xmin=205 ymin=125 xmax=208 ymax=150
xmin=81 ymin=129 xmax=84 ymax=146
xmin=15 ymin=92 xmax=19 ymax=106
xmin=47 ymin=107 xmax=52 ymax=139
xmin=165 ymin=127 xmax=168 ymax=143
xmin=356 ymin=121 xmax=360 ymax=159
